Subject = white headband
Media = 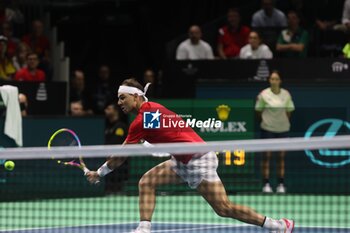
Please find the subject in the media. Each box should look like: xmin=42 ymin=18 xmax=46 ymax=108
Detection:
xmin=118 ymin=83 xmax=151 ymax=102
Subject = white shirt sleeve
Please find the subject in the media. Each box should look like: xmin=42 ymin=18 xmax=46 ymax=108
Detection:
xmin=176 ymin=43 xmax=188 ymax=60
xmin=342 ymin=0 xmax=350 ymax=24
xmin=205 ymin=44 xmax=214 ymax=59
xmin=239 ymin=46 xmax=247 ymax=59
xmin=286 ymin=94 xmax=295 ymax=112
xmin=255 ymin=93 xmax=265 ymax=111
xmin=239 ymin=50 xmax=244 ymax=59
xmin=263 ymin=45 xmax=273 ymax=59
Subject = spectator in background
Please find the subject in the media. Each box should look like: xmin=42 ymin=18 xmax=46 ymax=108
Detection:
xmin=338 ymin=0 xmax=350 ymax=32
xmin=104 ymin=102 xmax=128 ymax=193
xmin=92 ymin=65 xmax=114 ymax=115
xmin=0 ymin=0 xmax=24 ymax=25
xmin=22 ymin=19 xmax=50 ymax=71
xmin=69 ymin=100 xmax=88 ymax=116
xmin=143 ymin=68 xmax=157 ymax=98
xmin=104 ymin=102 xmax=128 ymax=145
xmin=252 ymin=0 xmax=287 ymax=28
xmin=12 ymin=42 xmax=30 ymax=70
xmin=239 ymin=31 xmax=273 ymax=59
xmin=176 ymin=25 xmax=214 ymax=60
xmin=276 ymin=10 xmax=309 ymax=57
xmin=217 ymin=8 xmax=250 ymax=59
xmin=69 ymin=69 xmax=93 ymax=115
xmin=1 ymin=22 xmax=19 ymax=58
xmin=315 ymin=2 xmax=338 ymax=31
xmin=255 ymin=70 xmax=295 ymax=194
xmin=0 ymin=35 xmax=16 ymax=80
xmin=14 ymin=52 xmax=45 ymax=82
xmin=18 ymin=93 xmax=28 ymax=116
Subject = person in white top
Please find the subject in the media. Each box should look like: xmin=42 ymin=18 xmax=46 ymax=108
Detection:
xmin=240 ymin=31 xmax=273 ymax=59
xmin=176 ymin=25 xmax=214 ymax=60
xmin=342 ymin=0 xmax=350 ymax=30
xmin=255 ymin=70 xmax=295 ymax=194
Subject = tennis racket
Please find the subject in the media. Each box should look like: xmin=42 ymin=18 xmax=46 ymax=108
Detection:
xmin=47 ymin=128 xmax=98 ymax=183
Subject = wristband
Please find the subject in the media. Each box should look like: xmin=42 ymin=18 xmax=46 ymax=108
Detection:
xmin=97 ymin=162 xmax=113 ymax=177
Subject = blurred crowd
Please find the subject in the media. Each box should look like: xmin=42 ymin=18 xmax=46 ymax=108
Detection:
xmin=176 ymin=0 xmax=350 ymax=60
xmin=0 ymin=0 xmax=50 ymax=82
xmin=2 ymin=0 xmax=350 ymax=119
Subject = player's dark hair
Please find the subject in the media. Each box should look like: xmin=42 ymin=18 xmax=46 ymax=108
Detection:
xmin=121 ymin=78 xmax=144 ymax=91
xmin=270 ymin=70 xmax=281 ymax=79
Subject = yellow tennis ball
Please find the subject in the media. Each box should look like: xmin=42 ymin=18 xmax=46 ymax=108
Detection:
xmin=4 ymin=160 xmax=15 ymax=171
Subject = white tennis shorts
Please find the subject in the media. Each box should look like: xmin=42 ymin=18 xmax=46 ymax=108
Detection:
xmin=170 ymin=151 xmax=221 ymax=189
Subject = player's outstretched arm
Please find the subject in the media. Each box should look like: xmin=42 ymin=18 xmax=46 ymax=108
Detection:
xmin=86 ymin=157 xmax=127 ymax=184
xmin=86 ymin=141 xmax=129 ymax=184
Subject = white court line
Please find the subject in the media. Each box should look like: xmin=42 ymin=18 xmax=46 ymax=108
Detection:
xmin=0 ymin=222 xmax=135 ymax=232
xmin=1 ymin=222 xmax=350 ymax=232
xmin=0 ymin=223 xmax=248 ymax=233
xmin=121 ymin=225 xmax=246 ymax=233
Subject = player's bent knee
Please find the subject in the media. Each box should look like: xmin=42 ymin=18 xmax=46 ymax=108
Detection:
xmin=139 ymin=177 xmax=150 ymax=189
xmin=138 ymin=174 xmax=157 ymax=190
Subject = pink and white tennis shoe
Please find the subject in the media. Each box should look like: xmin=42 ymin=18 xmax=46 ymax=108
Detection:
xmin=279 ymin=218 xmax=295 ymax=233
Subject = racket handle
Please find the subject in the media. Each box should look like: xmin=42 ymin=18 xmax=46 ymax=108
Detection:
xmin=83 ymin=167 xmax=100 ymax=184
xmin=82 ymin=167 xmax=90 ymax=175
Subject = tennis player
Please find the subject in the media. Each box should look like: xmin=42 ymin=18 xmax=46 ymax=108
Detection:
xmin=86 ymin=78 xmax=294 ymax=233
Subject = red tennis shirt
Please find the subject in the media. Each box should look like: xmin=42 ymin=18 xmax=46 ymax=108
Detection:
xmin=125 ymin=102 xmax=204 ymax=164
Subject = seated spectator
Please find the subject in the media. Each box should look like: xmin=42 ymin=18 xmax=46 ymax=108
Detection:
xmin=12 ymin=42 xmax=30 ymax=70
xmin=176 ymin=25 xmax=214 ymax=60
xmin=70 ymin=69 xmax=93 ymax=115
xmin=92 ymin=65 xmax=114 ymax=114
xmin=142 ymin=68 xmax=158 ymax=98
xmin=22 ymin=19 xmax=50 ymax=72
xmin=0 ymin=0 xmax=24 ymax=25
xmin=343 ymin=0 xmax=350 ymax=26
xmin=69 ymin=100 xmax=87 ymax=116
xmin=14 ymin=52 xmax=45 ymax=82
xmin=0 ymin=35 xmax=16 ymax=80
xmin=240 ymin=31 xmax=273 ymax=59
xmin=104 ymin=102 xmax=128 ymax=145
xmin=104 ymin=102 xmax=128 ymax=194
xmin=1 ymin=22 xmax=19 ymax=58
xmin=333 ymin=0 xmax=350 ymax=32
xmin=276 ymin=10 xmax=309 ymax=57
xmin=217 ymin=8 xmax=250 ymax=59
xmin=317 ymin=0 xmax=347 ymax=32
xmin=252 ymin=0 xmax=287 ymax=28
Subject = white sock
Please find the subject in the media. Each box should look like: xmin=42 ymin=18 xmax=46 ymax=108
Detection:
xmin=138 ymin=221 xmax=151 ymax=231
xmin=262 ymin=217 xmax=281 ymax=230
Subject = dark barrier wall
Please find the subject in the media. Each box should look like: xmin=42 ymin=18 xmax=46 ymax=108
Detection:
xmin=0 ymin=117 xmax=105 ymax=200
xmin=0 ymin=81 xmax=67 ymax=115
xmin=196 ymin=84 xmax=350 ymax=194
xmin=162 ymin=59 xmax=350 ymax=98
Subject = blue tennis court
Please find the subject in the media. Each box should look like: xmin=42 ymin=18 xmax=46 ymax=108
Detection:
xmin=1 ymin=194 xmax=349 ymax=233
